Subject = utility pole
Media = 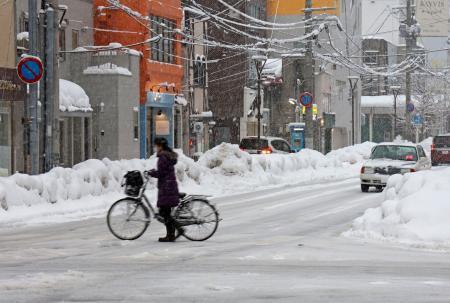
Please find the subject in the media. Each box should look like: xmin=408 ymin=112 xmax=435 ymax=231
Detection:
xmin=348 ymin=76 xmax=359 ymax=145
xmin=253 ymin=56 xmax=267 ymax=142
xmin=405 ymin=0 xmax=416 ymax=141
xmin=28 ymin=0 xmax=39 ymax=174
xmin=43 ymin=1 xmax=60 ymax=172
xmin=304 ymin=0 xmax=314 ymax=149
xmin=391 ymin=85 xmax=401 ymax=139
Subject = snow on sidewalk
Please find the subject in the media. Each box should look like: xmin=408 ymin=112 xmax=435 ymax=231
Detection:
xmin=345 ymin=167 xmax=450 ymax=248
xmin=0 ymin=142 xmax=375 ymax=226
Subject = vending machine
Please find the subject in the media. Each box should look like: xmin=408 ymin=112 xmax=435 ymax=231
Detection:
xmin=288 ymin=123 xmax=306 ymax=152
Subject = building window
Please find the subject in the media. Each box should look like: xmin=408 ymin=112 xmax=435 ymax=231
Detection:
xmin=194 ymin=55 xmax=206 ymax=87
xmin=363 ymin=51 xmax=378 ymax=65
xmin=71 ymin=29 xmax=79 ymax=49
xmin=150 ymin=15 xmax=175 ymax=64
xmin=133 ymin=108 xmax=139 ymax=140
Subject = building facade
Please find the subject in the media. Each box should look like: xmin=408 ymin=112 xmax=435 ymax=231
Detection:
xmin=1 ymin=0 xmax=27 ymax=176
xmin=266 ymin=0 xmax=363 ymax=150
xmin=93 ymin=0 xmax=184 ymax=158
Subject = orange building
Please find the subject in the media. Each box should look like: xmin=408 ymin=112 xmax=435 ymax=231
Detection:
xmin=93 ymin=0 xmax=184 ymax=156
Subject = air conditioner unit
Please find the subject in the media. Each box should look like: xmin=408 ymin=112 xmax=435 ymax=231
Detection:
xmin=193 ymin=122 xmax=204 ymax=134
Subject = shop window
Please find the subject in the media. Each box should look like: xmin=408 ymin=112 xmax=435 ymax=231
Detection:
xmin=150 ymin=15 xmax=176 ymax=64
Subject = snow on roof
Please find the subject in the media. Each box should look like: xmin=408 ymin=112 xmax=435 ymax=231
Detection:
xmin=190 ymin=111 xmax=213 ymax=119
xmin=72 ymin=43 xmax=142 ymax=56
xmin=377 ymin=142 xmax=418 ymax=147
xmin=361 ymin=95 xmax=416 ymax=108
xmin=83 ymin=63 xmax=132 ymax=76
xmin=59 ymin=79 xmax=92 ymax=112
xmin=17 ymin=32 xmax=29 ymax=41
xmin=262 ymin=59 xmax=282 ymax=77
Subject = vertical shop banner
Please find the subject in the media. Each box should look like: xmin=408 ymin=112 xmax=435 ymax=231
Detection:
xmin=416 ymin=0 xmax=448 ymax=37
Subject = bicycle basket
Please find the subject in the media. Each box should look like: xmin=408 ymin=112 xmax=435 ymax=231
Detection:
xmin=123 ymin=170 xmax=144 ymax=197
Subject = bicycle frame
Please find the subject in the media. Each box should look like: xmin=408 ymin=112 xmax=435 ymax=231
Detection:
xmin=129 ymin=173 xmax=212 ymax=221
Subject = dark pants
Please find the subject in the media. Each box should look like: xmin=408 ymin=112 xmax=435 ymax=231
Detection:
xmin=159 ymin=206 xmax=175 ymax=237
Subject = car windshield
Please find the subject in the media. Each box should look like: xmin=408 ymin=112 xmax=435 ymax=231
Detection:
xmin=371 ymin=145 xmax=418 ymax=161
xmin=434 ymin=136 xmax=450 ymax=148
xmin=240 ymin=138 xmax=269 ymax=150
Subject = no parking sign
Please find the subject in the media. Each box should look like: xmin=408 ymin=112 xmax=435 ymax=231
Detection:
xmin=17 ymin=56 xmax=44 ymax=84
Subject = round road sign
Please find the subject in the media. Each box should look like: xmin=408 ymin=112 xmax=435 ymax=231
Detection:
xmin=299 ymin=92 xmax=314 ymax=108
xmin=17 ymin=56 xmax=44 ymax=84
xmin=406 ymin=103 xmax=415 ymax=113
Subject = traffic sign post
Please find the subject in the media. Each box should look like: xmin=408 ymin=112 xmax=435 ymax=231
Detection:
xmin=17 ymin=56 xmax=44 ymax=84
xmin=299 ymin=92 xmax=314 ymax=108
xmin=411 ymin=113 xmax=423 ymax=126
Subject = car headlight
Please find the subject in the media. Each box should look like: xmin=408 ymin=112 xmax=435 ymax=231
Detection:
xmin=361 ymin=166 xmax=374 ymax=174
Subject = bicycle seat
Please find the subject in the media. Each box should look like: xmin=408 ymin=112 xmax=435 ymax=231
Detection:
xmin=179 ymin=192 xmax=187 ymax=199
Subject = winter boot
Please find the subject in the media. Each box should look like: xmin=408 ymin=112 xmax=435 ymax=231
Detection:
xmin=158 ymin=224 xmax=176 ymax=242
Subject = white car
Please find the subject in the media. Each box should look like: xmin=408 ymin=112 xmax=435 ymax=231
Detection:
xmin=239 ymin=136 xmax=293 ymax=154
xmin=360 ymin=143 xmax=431 ymax=192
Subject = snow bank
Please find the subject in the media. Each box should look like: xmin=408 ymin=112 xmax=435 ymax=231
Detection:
xmin=59 ymin=79 xmax=92 ymax=112
xmin=345 ymin=168 xmax=450 ymax=248
xmin=0 ymin=143 xmax=374 ymax=226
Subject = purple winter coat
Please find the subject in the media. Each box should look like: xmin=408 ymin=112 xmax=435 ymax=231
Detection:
xmin=148 ymin=150 xmax=180 ymax=207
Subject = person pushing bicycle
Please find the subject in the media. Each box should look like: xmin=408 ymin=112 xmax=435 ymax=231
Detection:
xmin=148 ymin=137 xmax=184 ymax=242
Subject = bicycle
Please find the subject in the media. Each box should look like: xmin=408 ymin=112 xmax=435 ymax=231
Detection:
xmin=107 ymin=171 xmax=220 ymax=241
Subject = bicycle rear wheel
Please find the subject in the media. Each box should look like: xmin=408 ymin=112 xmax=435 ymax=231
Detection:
xmin=174 ymin=199 xmax=219 ymax=241
xmin=107 ymin=198 xmax=150 ymax=240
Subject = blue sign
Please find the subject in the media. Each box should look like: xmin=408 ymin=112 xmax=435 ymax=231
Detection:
xmin=299 ymin=92 xmax=313 ymax=108
xmin=406 ymin=103 xmax=415 ymax=113
xmin=17 ymin=56 xmax=43 ymax=84
xmin=411 ymin=113 xmax=423 ymax=126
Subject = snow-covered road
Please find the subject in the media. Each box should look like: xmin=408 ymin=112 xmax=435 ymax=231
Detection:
xmin=2 ymin=178 xmax=450 ymax=302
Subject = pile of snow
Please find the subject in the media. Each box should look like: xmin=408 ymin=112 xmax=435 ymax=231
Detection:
xmin=345 ymin=168 xmax=450 ymax=248
xmin=326 ymin=141 xmax=376 ymax=165
xmin=59 ymin=79 xmax=92 ymax=112
xmin=0 ymin=143 xmax=374 ymax=226
xmin=83 ymin=63 xmax=132 ymax=76
xmin=17 ymin=32 xmax=29 ymax=41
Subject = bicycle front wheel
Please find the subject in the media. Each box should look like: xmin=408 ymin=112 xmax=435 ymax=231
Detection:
xmin=174 ymin=199 xmax=219 ymax=241
xmin=107 ymin=198 xmax=150 ymax=240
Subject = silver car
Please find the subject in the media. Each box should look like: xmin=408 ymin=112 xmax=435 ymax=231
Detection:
xmin=360 ymin=143 xmax=431 ymax=192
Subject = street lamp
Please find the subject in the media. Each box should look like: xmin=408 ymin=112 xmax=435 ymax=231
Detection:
xmin=390 ymin=85 xmax=401 ymax=139
xmin=348 ymin=76 xmax=359 ymax=145
xmin=252 ymin=54 xmax=267 ymax=142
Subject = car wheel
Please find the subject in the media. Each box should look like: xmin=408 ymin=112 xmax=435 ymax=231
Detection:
xmin=376 ymin=186 xmax=383 ymax=192
xmin=432 ymin=162 xmax=438 ymax=167
xmin=361 ymin=184 xmax=369 ymax=193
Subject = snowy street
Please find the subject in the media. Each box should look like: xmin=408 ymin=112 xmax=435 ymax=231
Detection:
xmin=2 ymin=177 xmax=450 ymax=303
